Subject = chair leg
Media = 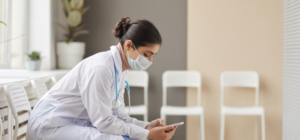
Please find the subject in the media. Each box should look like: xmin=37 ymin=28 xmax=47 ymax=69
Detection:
xmin=200 ymin=114 xmax=205 ymax=140
xmin=220 ymin=114 xmax=225 ymax=140
xmin=161 ymin=113 xmax=166 ymax=125
xmin=261 ymin=114 xmax=266 ymax=140
xmin=144 ymin=113 xmax=148 ymax=122
xmin=255 ymin=116 xmax=258 ymax=140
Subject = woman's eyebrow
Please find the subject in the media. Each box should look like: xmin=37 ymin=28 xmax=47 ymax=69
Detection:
xmin=146 ymin=50 xmax=157 ymax=55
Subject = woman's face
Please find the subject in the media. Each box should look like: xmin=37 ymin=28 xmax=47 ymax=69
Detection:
xmin=124 ymin=40 xmax=160 ymax=62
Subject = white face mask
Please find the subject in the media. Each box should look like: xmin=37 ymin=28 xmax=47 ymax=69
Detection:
xmin=127 ymin=43 xmax=152 ymax=70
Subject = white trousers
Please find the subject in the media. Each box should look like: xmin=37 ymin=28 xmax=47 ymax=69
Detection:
xmin=27 ymin=99 xmax=127 ymax=140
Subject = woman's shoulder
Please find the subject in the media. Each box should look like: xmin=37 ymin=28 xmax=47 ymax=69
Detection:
xmin=74 ymin=51 xmax=114 ymax=79
xmin=85 ymin=51 xmax=113 ymax=66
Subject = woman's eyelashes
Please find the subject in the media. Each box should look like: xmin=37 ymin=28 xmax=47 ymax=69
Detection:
xmin=144 ymin=53 xmax=149 ymax=57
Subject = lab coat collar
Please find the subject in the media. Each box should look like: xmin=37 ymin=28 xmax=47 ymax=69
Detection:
xmin=110 ymin=46 xmax=122 ymax=74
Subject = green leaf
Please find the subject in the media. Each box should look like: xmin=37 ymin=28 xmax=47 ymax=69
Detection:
xmin=81 ymin=6 xmax=90 ymax=15
xmin=61 ymin=0 xmax=71 ymax=16
xmin=67 ymin=10 xmax=82 ymax=27
xmin=0 ymin=21 xmax=7 ymax=26
xmin=27 ymin=51 xmax=40 ymax=60
xmin=74 ymin=24 xmax=84 ymax=31
xmin=70 ymin=0 xmax=84 ymax=10
xmin=55 ymin=22 xmax=68 ymax=33
xmin=73 ymin=29 xmax=89 ymax=38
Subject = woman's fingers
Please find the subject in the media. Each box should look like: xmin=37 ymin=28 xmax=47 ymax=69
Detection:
xmin=158 ymin=119 xmax=165 ymax=126
xmin=160 ymin=119 xmax=164 ymax=125
xmin=165 ymin=126 xmax=177 ymax=134
xmin=164 ymin=125 xmax=175 ymax=131
xmin=148 ymin=125 xmax=178 ymax=140
xmin=165 ymin=126 xmax=177 ymax=139
xmin=153 ymin=118 xmax=165 ymax=127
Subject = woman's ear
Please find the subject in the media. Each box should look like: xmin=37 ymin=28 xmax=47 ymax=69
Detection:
xmin=124 ymin=40 xmax=133 ymax=50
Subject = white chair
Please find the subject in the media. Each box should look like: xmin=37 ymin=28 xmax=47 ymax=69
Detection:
xmin=0 ymin=118 xmax=2 ymax=140
xmin=125 ymin=70 xmax=149 ymax=121
xmin=41 ymin=76 xmax=55 ymax=90
xmin=31 ymin=79 xmax=48 ymax=100
xmin=4 ymin=84 xmax=32 ymax=140
xmin=0 ymin=101 xmax=11 ymax=140
xmin=220 ymin=71 xmax=265 ymax=140
xmin=51 ymin=74 xmax=64 ymax=84
xmin=160 ymin=71 xmax=205 ymax=140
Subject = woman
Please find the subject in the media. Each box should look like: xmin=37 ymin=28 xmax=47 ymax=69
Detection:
xmin=27 ymin=17 xmax=177 ymax=140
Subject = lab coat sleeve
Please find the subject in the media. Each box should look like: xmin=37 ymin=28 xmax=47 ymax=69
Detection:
xmin=116 ymin=91 xmax=149 ymax=129
xmin=80 ymin=65 xmax=149 ymax=139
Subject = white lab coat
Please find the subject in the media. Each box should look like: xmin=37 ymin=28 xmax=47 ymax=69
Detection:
xmin=27 ymin=46 xmax=149 ymax=140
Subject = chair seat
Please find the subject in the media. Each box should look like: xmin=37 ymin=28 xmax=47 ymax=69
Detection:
xmin=125 ymin=105 xmax=147 ymax=115
xmin=161 ymin=106 xmax=203 ymax=115
xmin=222 ymin=106 xmax=264 ymax=115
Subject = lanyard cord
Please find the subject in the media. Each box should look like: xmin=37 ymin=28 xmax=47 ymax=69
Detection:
xmin=114 ymin=64 xmax=118 ymax=99
xmin=114 ymin=63 xmax=131 ymax=119
xmin=124 ymin=81 xmax=130 ymax=93
xmin=115 ymin=64 xmax=131 ymax=99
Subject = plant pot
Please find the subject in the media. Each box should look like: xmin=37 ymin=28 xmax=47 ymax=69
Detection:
xmin=26 ymin=60 xmax=40 ymax=71
xmin=57 ymin=42 xmax=85 ymax=69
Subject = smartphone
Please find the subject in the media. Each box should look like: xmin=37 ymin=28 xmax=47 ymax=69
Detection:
xmin=165 ymin=122 xmax=184 ymax=132
xmin=168 ymin=122 xmax=184 ymax=126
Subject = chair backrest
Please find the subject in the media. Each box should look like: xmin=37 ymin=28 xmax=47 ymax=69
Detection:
xmin=41 ymin=76 xmax=54 ymax=90
xmin=220 ymin=71 xmax=259 ymax=106
xmin=127 ymin=70 xmax=149 ymax=106
xmin=4 ymin=84 xmax=31 ymax=140
xmin=0 ymin=119 xmax=2 ymax=140
xmin=31 ymin=79 xmax=48 ymax=100
xmin=0 ymin=98 xmax=11 ymax=140
xmin=162 ymin=71 xmax=201 ymax=106
xmin=51 ymin=74 xmax=64 ymax=84
xmin=21 ymin=81 xmax=39 ymax=109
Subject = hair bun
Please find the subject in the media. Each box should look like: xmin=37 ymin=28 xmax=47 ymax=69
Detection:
xmin=113 ymin=17 xmax=132 ymax=39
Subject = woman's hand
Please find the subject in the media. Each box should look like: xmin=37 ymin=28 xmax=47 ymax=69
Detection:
xmin=145 ymin=118 xmax=165 ymax=130
xmin=147 ymin=125 xmax=178 ymax=140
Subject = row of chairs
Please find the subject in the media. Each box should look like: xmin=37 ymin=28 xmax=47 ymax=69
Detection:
xmin=0 ymin=70 xmax=266 ymax=140
xmin=126 ymin=70 xmax=265 ymax=140
xmin=0 ymin=75 xmax=63 ymax=140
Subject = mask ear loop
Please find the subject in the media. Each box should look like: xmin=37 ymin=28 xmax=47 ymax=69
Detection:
xmin=132 ymin=43 xmax=140 ymax=55
xmin=127 ymin=43 xmax=140 ymax=61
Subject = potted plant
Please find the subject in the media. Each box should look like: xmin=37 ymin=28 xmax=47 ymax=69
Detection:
xmin=27 ymin=51 xmax=40 ymax=71
xmin=56 ymin=0 xmax=90 ymax=69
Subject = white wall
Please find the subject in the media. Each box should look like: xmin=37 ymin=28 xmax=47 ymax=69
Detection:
xmin=187 ymin=0 xmax=283 ymax=140
xmin=28 ymin=0 xmax=55 ymax=70
xmin=11 ymin=0 xmax=27 ymax=69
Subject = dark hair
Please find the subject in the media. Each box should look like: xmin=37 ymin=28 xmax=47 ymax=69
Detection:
xmin=113 ymin=17 xmax=162 ymax=49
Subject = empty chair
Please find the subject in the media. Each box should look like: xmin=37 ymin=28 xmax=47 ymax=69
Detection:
xmin=51 ymin=74 xmax=65 ymax=84
xmin=220 ymin=71 xmax=265 ymax=140
xmin=41 ymin=76 xmax=54 ymax=90
xmin=4 ymin=83 xmax=32 ymax=140
xmin=0 ymin=101 xmax=11 ymax=140
xmin=31 ymin=79 xmax=48 ymax=100
xmin=160 ymin=70 xmax=204 ymax=140
xmin=125 ymin=70 xmax=149 ymax=121
xmin=21 ymin=81 xmax=39 ymax=109
xmin=0 ymin=118 xmax=2 ymax=140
